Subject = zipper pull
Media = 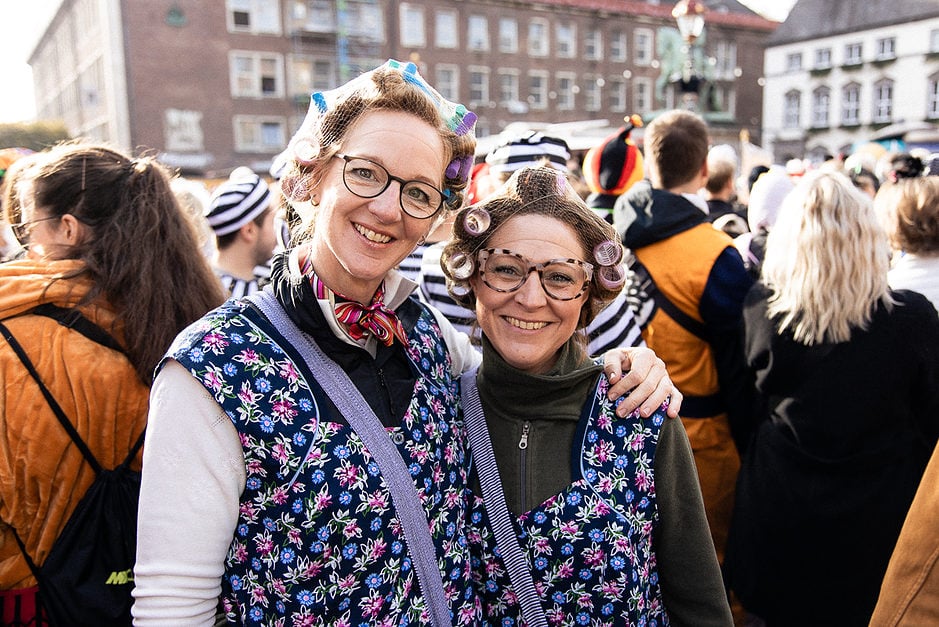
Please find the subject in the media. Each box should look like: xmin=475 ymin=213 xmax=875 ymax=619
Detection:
xmin=518 ymin=422 xmax=530 ymax=450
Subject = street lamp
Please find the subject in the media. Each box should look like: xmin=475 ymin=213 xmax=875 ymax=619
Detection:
xmin=672 ymin=0 xmax=707 ymax=110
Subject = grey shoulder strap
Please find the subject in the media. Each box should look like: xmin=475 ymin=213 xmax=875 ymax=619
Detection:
xmin=249 ymin=291 xmax=452 ymax=627
xmin=461 ymin=369 xmax=549 ymax=627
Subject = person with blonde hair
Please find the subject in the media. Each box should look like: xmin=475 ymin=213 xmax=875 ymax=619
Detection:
xmin=0 ymin=141 xmax=225 ymax=624
xmin=874 ymin=176 xmax=939 ymax=311
xmin=726 ymin=170 xmax=939 ymax=626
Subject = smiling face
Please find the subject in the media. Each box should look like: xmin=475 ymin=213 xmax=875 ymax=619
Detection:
xmin=470 ymin=214 xmax=589 ymax=374
xmin=308 ymin=109 xmax=446 ymax=302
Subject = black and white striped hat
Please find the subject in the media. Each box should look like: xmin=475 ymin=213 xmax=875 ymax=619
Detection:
xmin=485 ymin=131 xmax=571 ymax=175
xmin=206 ymin=167 xmax=272 ymax=236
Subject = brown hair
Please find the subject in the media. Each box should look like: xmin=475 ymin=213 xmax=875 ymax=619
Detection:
xmin=441 ymin=166 xmax=622 ymax=331
xmin=705 ymin=158 xmax=736 ymax=195
xmin=19 ymin=141 xmax=226 ymax=383
xmin=874 ymin=177 xmax=939 ymax=255
xmin=644 ymin=109 xmax=709 ymax=190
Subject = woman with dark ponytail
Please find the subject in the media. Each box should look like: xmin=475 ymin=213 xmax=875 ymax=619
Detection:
xmin=0 ymin=141 xmax=225 ymax=622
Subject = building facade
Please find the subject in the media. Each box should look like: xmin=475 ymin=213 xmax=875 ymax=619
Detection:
xmin=762 ymin=0 xmax=939 ymax=163
xmin=29 ymin=0 xmax=776 ymax=176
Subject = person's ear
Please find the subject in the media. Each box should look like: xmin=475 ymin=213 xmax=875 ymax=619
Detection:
xmin=59 ymin=214 xmax=87 ymax=246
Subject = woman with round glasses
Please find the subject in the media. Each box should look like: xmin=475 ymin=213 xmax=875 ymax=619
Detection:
xmin=440 ymin=166 xmax=732 ymax=625
xmin=133 ymin=61 xmax=680 ymax=626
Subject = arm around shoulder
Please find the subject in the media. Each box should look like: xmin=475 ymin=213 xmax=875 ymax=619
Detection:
xmin=133 ymin=360 xmax=246 ymax=625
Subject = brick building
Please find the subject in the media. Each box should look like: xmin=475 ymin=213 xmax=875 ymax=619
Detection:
xmin=29 ymin=0 xmax=776 ymax=176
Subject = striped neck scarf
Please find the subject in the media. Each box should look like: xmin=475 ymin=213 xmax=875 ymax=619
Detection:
xmin=301 ymin=254 xmax=408 ymax=347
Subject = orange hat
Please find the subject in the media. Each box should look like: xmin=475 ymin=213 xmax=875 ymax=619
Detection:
xmin=0 ymin=147 xmax=34 ymax=181
xmin=583 ymin=115 xmax=644 ymax=196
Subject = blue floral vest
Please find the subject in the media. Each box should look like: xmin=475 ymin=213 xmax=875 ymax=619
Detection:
xmin=465 ymin=376 xmax=669 ymax=626
xmin=170 ymin=298 xmax=481 ymax=625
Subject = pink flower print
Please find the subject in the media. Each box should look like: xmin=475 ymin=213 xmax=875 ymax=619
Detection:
xmin=444 ymin=490 xmax=461 ymax=509
xmin=255 ymin=537 xmax=275 ymax=555
xmin=203 ymin=370 xmax=225 ymax=393
xmin=250 ymin=586 xmax=267 ymax=605
xmin=598 ymin=476 xmax=614 ymax=494
xmin=557 ymin=563 xmax=574 ymax=579
xmin=272 ymin=578 xmax=287 ymax=596
xmin=577 ymin=592 xmax=594 ymax=608
xmin=272 ymin=399 xmax=298 ymax=421
xmin=287 ymin=528 xmax=302 ymax=545
xmin=271 ymin=486 xmax=289 ymax=505
xmin=367 ymin=491 xmax=389 ymax=509
xmin=585 ymin=547 xmax=605 ymax=566
xmin=313 ymin=488 xmax=332 ymax=511
xmin=559 ymin=521 xmax=578 ymax=535
xmin=337 ymin=574 xmax=357 ymax=591
xmin=246 ymin=458 xmax=263 ymax=474
xmin=370 ymin=539 xmax=387 ymax=560
xmin=628 ymin=432 xmax=645 ymax=451
xmin=337 ymin=462 xmax=361 ymax=488
xmin=239 ymin=501 xmax=257 ymax=518
xmin=343 ymin=519 xmax=361 ymax=538
xmin=278 ymin=360 xmax=299 ymax=384
xmin=291 ymin=615 xmax=318 ymax=627
xmin=272 ymin=443 xmax=289 ymax=464
xmin=361 ymin=595 xmax=384 ymax=618
xmin=596 ymin=414 xmax=613 ymax=430
xmin=601 ymin=580 xmax=621 ymax=597
xmin=304 ymin=561 xmax=323 ymax=578
xmin=593 ymin=440 xmax=615 ymax=462
xmin=203 ymin=332 xmax=229 ymax=353
xmin=233 ymin=542 xmax=248 ymax=563
xmin=534 ymin=538 xmax=551 ymax=555
xmin=239 ymin=348 xmax=260 ymax=365
xmin=635 ymin=470 xmax=651 ymax=491
xmin=238 ymin=380 xmax=260 ymax=405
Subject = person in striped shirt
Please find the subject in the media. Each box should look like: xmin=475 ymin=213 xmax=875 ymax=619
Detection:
xmin=205 ymin=167 xmax=278 ymax=298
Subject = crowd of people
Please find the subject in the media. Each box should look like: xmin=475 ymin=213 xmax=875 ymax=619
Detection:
xmin=0 ymin=57 xmax=938 ymax=627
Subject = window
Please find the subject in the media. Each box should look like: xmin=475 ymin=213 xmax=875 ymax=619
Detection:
xmin=786 ymin=52 xmax=802 ymax=72
xmin=164 ymin=109 xmax=204 ymax=152
xmin=230 ymin=51 xmax=284 ymax=98
xmin=233 ymin=115 xmax=287 ymax=152
xmin=528 ymin=19 xmax=549 ymax=56
xmin=435 ymin=10 xmax=458 ymax=48
xmin=498 ymin=70 xmax=520 ymax=106
xmin=227 ymin=0 xmax=281 ymax=34
xmin=784 ymin=90 xmax=801 ymax=128
xmin=844 ymin=42 xmax=863 ymax=65
xmin=346 ymin=0 xmax=384 ymax=40
xmin=556 ymin=72 xmax=576 ymax=110
xmin=288 ymin=55 xmax=334 ymax=98
xmin=610 ymin=30 xmax=627 ymax=62
xmin=873 ymin=79 xmax=893 ymax=122
xmin=814 ymin=48 xmax=831 ymax=69
xmin=498 ymin=18 xmax=518 ymax=53
xmin=584 ymin=76 xmax=602 ymax=111
xmin=528 ymin=70 xmax=549 ymax=110
xmin=928 ymin=75 xmax=939 ymax=118
xmin=584 ymin=28 xmax=602 ymax=61
xmin=711 ymin=85 xmax=736 ymax=116
xmin=876 ymin=37 xmax=896 ymax=60
xmin=556 ymin=22 xmax=575 ymax=58
xmin=715 ymin=41 xmax=737 ymax=80
xmin=468 ymin=67 xmax=490 ymax=106
xmin=634 ymin=29 xmax=653 ymax=66
xmin=609 ymin=78 xmax=626 ymax=112
xmin=633 ymin=77 xmax=652 ymax=113
xmin=842 ymin=83 xmax=860 ymax=125
xmin=435 ymin=65 xmax=459 ymax=101
xmin=400 ymin=4 xmax=425 ymax=47
xmin=467 ymin=15 xmax=489 ymax=51
xmin=811 ymin=87 xmax=830 ymax=127
xmin=289 ymin=1 xmax=335 ymax=33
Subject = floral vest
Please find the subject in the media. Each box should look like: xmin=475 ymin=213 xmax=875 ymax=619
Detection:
xmin=170 ymin=298 xmax=481 ymax=625
xmin=465 ymin=376 xmax=668 ymax=626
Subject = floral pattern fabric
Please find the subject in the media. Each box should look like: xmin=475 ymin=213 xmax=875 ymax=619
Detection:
xmin=170 ymin=299 xmax=481 ymax=625
xmin=465 ymin=377 xmax=668 ymax=626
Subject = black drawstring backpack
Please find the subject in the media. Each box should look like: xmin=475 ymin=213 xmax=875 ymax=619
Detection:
xmin=0 ymin=306 xmax=144 ymax=626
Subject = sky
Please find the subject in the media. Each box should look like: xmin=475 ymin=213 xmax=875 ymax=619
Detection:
xmin=0 ymin=0 xmax=797 ymax=126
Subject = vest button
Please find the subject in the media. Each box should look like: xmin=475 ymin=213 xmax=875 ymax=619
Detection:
xmin=391 ymin=432 xmax=405 ymax=445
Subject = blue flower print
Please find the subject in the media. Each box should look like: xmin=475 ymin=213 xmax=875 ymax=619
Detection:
xmin=446 ymin=522 xmax=456 ymax=537
xmin=610 ymin=555 xmax=627 ymax=571
xmin=624 ymin=490 xmax=635 ymax=502
xmin=342 ymin=543 xmax=358 ymax=559
xmin=615 ymin=456 xmax=629 ymax=469
xmin=338 ymin=597 xmax=350 ymax=611
xmin=237 ymin=524 xmax=249 ymax=537
xmin=534 ymin=556 xmax=548 ymax=570
xmin=589 ymin=528 xmax=605 ymax=542
xmin=292 ymin=432 xmax=307 ymax=447
xmin=230 ymin=575 xmax=242 ymax=591
xmin=311 ymin=469 xmax=325 ymax=484
xmin=275 ymin=600 xmax=285 ymax=613
xmin=552 ymin=591 xmax=565 ymax=604
xmin=365 ymin=573 xmax=382 ymax=589
xmin=311 ymin=541 xmax=324 ymax=554
xmin=615 ymin=424 xmax=628 ymax=437
xmin=263 ymin=518 xmax=276 ymax=531
xmin=409 ymin=462 xmax=421 ymax=476
xmin=298 ymin=397 xmax=314 ymax=411
xmin=317 ymin=526 xmax=330 ymax=541
xmin=576 ymin=612 xmax=591 ymax=625
xmin=280 ymin=548 xmax=295 ymax=564
xmin=338 ymin=491 xmax=352 ymax=505
xmin=223 ymin=362 xmax=237 ymax=376
xmin=249 ymin=607 xmax=263 ymax=622
xmin=561 ymin=543 xmax=574 ymax=556
xmin=602 ymin=602 xmax=614 ymax=616
xmin=252 ymin=558 xmax=261 ymax=572
xmin=371 ymin=517 xmax=382 ymax=531
xmin=260 ymin=416 xmax=274 ymax=433
xmin=587 ymin=430 xmax=598 ymax=443
xmin=583 ymin=468 xmax=598 ymax=482
xmin=579 ymin=569 xmax=592 ymax=580
xmin=392 ymin=541 xmax=403 ymax=554
xmin=246 ymin=477 xmax=261 ymax=490
xmin=254 ymin=378 xmax=271 ymax=393
xmin=411 ymin=428 xmax=422 ymax=442
xmin=188 ymin=347 xmax=205 ymax=363
xmin=566 ymin=492 xmax=582 ymax=506
xmin=486 ymin=580 xmax=498 ymax=592
xmin=533 ymin=511 xmax=547 ymax=524
xmin=229 ymin=332 xmax=245 ymax=344
xmin=501 ymin=618 xmax=515 ymax=627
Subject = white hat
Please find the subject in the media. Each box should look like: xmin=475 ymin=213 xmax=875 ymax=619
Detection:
xmin=206 ymin=167 xmax=271 ymax=236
